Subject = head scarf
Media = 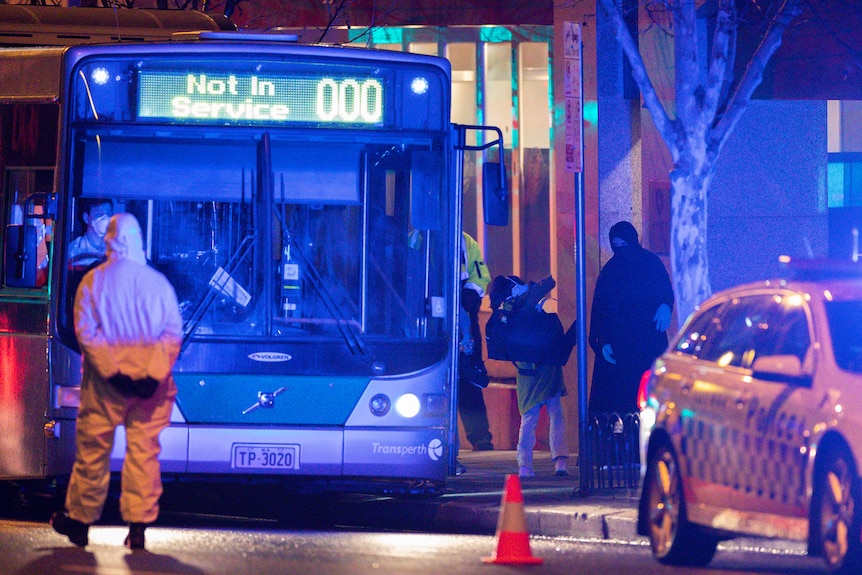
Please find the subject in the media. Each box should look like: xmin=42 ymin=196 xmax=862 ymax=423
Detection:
xmin=609 ymin=221 xmax=639 ymax=254
xmin=105 ymin=213 xmax=146 ymax=265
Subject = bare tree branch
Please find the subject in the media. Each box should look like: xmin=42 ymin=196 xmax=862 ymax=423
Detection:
xmin=597 ymin=0 xmax=681 ymax=159
xmin=315 ymin=0 xmax=351 ymax=43
xmin=700 ymin=0 xmax=735 ymax=131
xmin=712 ymin=0 xmax=801 ymax=145
xmin=673 ymin=0 xmax=698 ymax=130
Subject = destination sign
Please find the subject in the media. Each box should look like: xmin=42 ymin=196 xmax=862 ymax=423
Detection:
xmin=138 ymin=71 xmax=385 ymax=126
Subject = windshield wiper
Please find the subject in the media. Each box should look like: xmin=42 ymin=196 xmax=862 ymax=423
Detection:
xmin=181 ymin=233 xmax=256 ymax=353
xmin=286 ymin=233 xmax=369 ymax=357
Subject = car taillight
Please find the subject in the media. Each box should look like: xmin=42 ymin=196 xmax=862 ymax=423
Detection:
xmin=637 ymin=369 xmax=651 ymax=411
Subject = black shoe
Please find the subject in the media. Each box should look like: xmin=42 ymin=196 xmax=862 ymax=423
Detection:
xmin=124 ymin=523 xmax=147 ymax=550
xmin=475 ymin=442 xmax=494 ymax=451
xmin=455 ymin=460 xmax=467 ymax=476
xmin=50 ymin=511 xmax=89 ymax=547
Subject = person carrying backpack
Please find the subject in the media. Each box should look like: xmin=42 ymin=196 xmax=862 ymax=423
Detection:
xmin=488 ymin=275 xmax=576 ymax=478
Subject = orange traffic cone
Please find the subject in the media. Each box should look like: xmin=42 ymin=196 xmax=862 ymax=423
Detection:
xmin=482 ymin=474 xmax=544 ymax=565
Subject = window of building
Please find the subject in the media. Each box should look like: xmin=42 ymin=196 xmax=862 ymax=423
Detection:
xmin=827 ymin=100 xmax=862 ymax=259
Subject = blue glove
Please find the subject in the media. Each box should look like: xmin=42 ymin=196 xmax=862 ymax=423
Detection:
xmin=653 ymin=303 xmax=671 ymax=332
xmin=602 ymin=344 xmax=616 ymax=365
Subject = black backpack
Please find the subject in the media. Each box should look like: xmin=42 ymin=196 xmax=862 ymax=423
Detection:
xmin=486 ymin=275 xmax=576 ymax=367
xmin=486 ymin=301 xmax=570 ymax=366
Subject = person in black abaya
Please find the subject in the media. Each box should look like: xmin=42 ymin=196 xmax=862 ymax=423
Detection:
xmin=588 ymin=221 xmax=674 ymax=416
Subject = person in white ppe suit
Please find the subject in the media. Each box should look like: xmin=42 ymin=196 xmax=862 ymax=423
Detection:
xmin=51 ymin=213 xmax=182 ymax=550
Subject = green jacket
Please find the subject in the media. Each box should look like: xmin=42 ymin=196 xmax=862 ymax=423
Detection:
xmin=515 ymin=363 xmax=566 ymax=415
xmin=461 ymin=232 xmax=490 ymax=297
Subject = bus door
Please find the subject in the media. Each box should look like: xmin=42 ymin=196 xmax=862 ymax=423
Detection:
xmin=0 ymin=164 xmax=57 ymax=479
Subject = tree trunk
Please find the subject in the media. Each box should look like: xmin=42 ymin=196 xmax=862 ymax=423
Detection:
xmin=669 ymin=166 xmax=712 ymax=324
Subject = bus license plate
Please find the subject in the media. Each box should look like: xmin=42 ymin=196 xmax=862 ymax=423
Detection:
xmin=231 ymin=444 xmax=300 ymax=470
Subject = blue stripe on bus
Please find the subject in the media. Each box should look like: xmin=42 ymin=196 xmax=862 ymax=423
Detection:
xmin=173 ymin=374 xmax=370 ymax=425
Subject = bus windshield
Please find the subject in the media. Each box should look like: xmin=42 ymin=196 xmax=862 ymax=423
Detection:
xmin=61 ymin=132 xmax=447 ymax=347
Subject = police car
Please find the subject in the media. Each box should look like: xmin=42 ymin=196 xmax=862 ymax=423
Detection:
xmin=638 ymin=258 xmax=862 ymax=572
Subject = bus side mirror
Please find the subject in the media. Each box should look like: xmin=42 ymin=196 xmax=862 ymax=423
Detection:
xmin=482 ymin=161 xmax=508 ymax=226
xmin=4 ymin=224 xmax=38 ymax=288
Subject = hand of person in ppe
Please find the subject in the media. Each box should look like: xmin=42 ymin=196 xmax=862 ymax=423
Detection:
xmin=133 ymin=376 xmax=160 ymax=399
xmin=107 ymin=373 xmax=135 ymax=396
xmin=108 ymin=373 xmax=133 ymax=386
xmin=654 ymin=303 xmax=672 ymax=332
xmin=602 ymin=344 xmax=616 ymax=364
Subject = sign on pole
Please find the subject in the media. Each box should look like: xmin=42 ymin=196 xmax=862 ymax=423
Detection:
xmin=563 ymin=21 xmax=583 ymax=174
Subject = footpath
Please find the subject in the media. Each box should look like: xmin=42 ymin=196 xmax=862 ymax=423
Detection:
xmin=421 ymin=450 xmax=641 ymax=541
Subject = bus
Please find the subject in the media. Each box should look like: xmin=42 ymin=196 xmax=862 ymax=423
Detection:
xmin=0 ymin=7 xmax=508 ymax=501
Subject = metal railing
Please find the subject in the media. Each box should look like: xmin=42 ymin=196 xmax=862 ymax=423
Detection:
xmin=588 ymin=412 xmax=641 ymax=489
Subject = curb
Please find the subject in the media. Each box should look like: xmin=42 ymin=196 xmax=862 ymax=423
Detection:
xmin=427 ymin=498 xmax=640 ymax=541
xmin=529 ymin=505 xmax=639 ymax=540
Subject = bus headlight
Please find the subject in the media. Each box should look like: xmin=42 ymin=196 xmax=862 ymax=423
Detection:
xmin=395 ymin=393 xmax=420 ymax=418
xmin=369 ymin=393 xmax=391 ymax=417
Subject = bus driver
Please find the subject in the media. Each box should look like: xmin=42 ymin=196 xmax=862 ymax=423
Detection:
xmin=68 ymin=198 xmax=113 ymax=268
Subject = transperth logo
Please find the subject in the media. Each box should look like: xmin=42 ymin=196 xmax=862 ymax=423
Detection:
xmin=371 ymin=439 xmax=444 ymax=461
xmin=427 ymin=438 xmax=443 ymax=461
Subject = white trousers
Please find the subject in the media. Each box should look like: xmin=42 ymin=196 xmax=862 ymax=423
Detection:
xmin=517 ymin=394 xmax=569 ymax=469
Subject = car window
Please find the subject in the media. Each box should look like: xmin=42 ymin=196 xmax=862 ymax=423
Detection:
xmin=674 ymin=302 xmax=723 ymax=356
xmin=826 ymin=300 xmax=862 ymax=373
xmin=699 ymin=297 xmax=765 ymax=368
xmin=695 ymin=294 xmax=811 ymax=370
xmin=760 ymin=298 xmax=811 ymax=363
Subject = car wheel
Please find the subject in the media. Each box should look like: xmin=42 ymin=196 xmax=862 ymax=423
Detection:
xmin=644 ymin=443 xmax=717 ymax=566
xmin=812 ymin=448 xmax=861 ymax=574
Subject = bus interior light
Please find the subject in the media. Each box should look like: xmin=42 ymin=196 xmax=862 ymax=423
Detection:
xmin=410 ymin=77 xmax=429 ymax=95
xmin=91 ymin=67 xmax=111 ymax=85
xmin=395 ymin=393 xmax=420 ymax=418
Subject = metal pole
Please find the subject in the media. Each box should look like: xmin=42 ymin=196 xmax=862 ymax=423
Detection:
xmin=450 ymin=125 xmax=466 ymax=477
xmin=575 ymin=169 xmax=590 ymax=496
xmin=573 ymin=30 xmax=590 ymax=496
